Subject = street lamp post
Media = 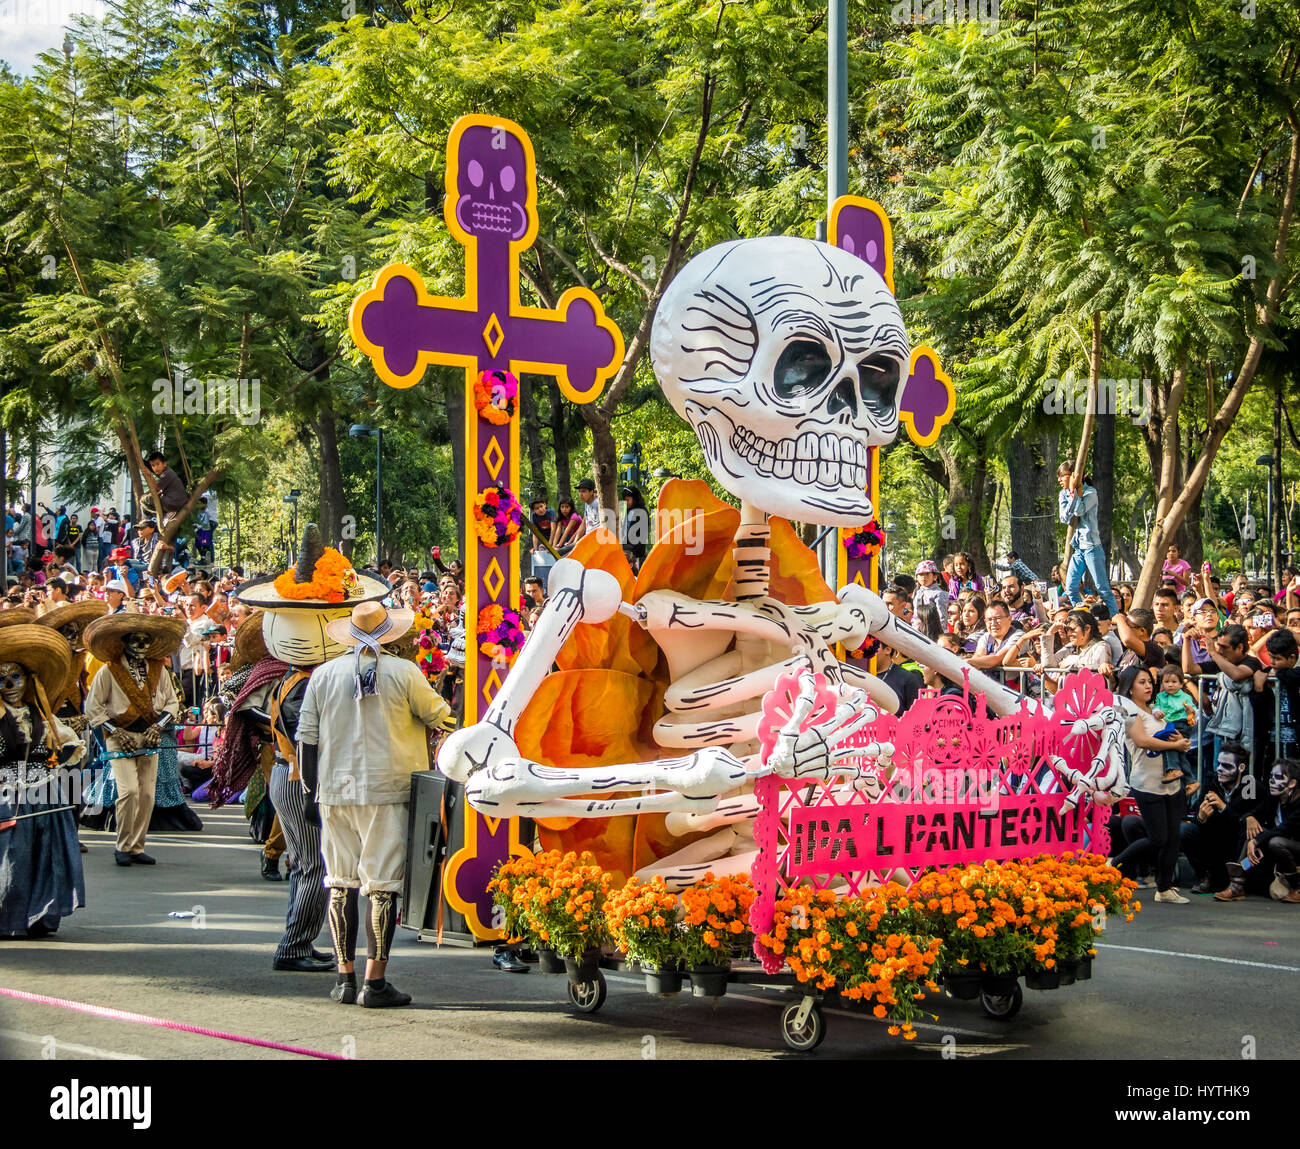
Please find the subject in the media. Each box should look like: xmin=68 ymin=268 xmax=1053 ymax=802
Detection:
xmin=350 ymin=425 xmax=383 ymax=566
xmin=827 ymin=0 xmax=848 ymax=215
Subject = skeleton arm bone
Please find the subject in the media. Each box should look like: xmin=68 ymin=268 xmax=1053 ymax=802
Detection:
xmin=436 ymin=558 xmax=625 ymax=783
xmin=465 ymin=747 xmax=752 ymax=818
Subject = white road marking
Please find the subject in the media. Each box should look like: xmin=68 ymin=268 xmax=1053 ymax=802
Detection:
xmin=1096 ymin=943 xmax=1300 ymax=973
xmin=0 ymin=1027 xmax=144 ymax=1060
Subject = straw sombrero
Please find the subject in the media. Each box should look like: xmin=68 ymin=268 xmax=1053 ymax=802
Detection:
xmin=34 ymin=599 xmax=109 ymax=646
xmin=0 ymin=607 xmax=38 ymax=627
xmin=235 ymin=524 xmax=389 ymax=611
xmin=228 ymin=610 xmax=269 ymax=672
xmin=324 ymin=600 xmax=415 ymax=648
xmin=84 ymin=612 xmax=187 ymax=663
xmin=0 ymin=624 xmax=73 ymax=700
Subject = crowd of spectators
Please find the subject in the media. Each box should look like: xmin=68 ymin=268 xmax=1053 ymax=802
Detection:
xmin=876 ymin=546 xmax=1300 ymax=906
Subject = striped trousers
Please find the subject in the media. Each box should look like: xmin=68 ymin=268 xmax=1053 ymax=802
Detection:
xmin=268 ymin=762 xmax=329 ymax=962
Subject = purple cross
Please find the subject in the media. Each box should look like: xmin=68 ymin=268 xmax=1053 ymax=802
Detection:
xmin=349 ymin=120 xmax=623 ymax=398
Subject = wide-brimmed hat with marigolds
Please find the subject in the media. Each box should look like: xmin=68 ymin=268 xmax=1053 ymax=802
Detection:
xmin=234 ymin=525 xmax=389 ymax=611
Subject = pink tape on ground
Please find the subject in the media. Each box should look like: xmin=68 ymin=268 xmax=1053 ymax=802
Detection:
xmin=0 ymin=986 xmax=353 ymax=1060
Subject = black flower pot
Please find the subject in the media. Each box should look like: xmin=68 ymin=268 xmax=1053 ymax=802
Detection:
xmin=1075 ymin=955 xmax=1093 ymax=980
xmin=642 ymin=963 xmax=683 ymax=995
xmin=688 ymin=963 xmax=730 ymax=998
xmin=1025 ymin=967 xmax=1061 ymax=990
xmin=1056 ymin=957 xmax=1079 ymax=986
xmin=981 ymin=972 xmax=1019 ymax=997
xmin=537 ymin=948 xmax=565 ymax=975
xmin=942 ymin=970 xmax=983 ymax=1000
xmin=563 ymin=947 xmax=602 ymax=984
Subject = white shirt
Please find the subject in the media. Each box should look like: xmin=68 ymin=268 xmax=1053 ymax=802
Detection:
xmin=297 ymin=651 xmax=450 ymax=806
xmin=582 ymin=497 xmax=601 ymax=533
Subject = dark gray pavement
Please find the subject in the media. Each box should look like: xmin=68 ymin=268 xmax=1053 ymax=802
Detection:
xmin=1 ymin=802 xmax=1297 ymax=1060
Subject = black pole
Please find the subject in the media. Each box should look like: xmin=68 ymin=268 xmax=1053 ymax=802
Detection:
xmin=375 ymin=429 xmax=383 ymax=566
xmin=29 ymin=422 xmax=37 ymax=551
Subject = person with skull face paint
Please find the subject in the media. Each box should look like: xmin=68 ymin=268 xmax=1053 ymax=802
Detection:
xmin=1181 ymin=742 xmax=1257 ymax=895
xmin=0 ymin=625 xmax=88 ymax=936
xmin=1216 ymin=760 xmax=1300 ymax=902
xmin=33 ymin=600 xmax=109 ymax=850
xmin=82 ymin=613 xmax=184 ymax=865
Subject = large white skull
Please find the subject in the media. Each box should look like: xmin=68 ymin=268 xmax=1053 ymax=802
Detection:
xmin=650 ymin=237 xmax=908 ymax=526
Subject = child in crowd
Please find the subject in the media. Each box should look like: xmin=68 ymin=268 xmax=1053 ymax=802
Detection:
xmin=1154 ymin=664 xmax=1198 ymax=786
xmin=912 ymin=560 xmax=947 ymax=617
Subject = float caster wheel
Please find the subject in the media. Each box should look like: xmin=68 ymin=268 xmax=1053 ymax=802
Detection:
xmin=567 ymin=972 xmax=607 ymax=1013
xmin=780 ymin=997 xmax=826 ymax=1052
xmin=980 ymin=983 xmax=1023 ymax=1021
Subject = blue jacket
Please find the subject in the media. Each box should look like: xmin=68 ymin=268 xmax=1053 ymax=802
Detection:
xmin=1059 ymin=485 xmax=1102 ymax=552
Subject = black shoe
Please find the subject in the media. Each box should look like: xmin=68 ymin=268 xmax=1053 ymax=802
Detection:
xmin=359 ymin=981 xmax=411 ymax=1008
xmin=130 ymin=852 xmax=156 ymax=865
xmin=79 ymin=842 xmax=88 ymax=854
xmin=273 ymin=956 xmax=336 ymax=972
xmin=330 ymin=981 xmax=357 ymax=1004
xmin=493 ymin=948 xmax=529 ymax=973
xmin=114 ymin=851 xmax=134 ymax=866
xmin=261 ymin=856 xmax=282 ymax=881
xmin=311 ymin=948 xmax=333 ymax=962
xmin=1191 ymin=878 xmax=1216 ymax=895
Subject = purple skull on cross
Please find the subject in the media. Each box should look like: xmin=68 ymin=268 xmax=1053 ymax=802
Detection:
xmin=454 ymin=125 xmax=530 ymax=241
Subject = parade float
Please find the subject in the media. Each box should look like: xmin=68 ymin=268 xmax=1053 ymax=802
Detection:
xmin=349 ymin=115 xmax=1138 ymax=1051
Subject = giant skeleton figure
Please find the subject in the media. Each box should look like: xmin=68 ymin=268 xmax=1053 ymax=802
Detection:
xmin=439 ymin=238 xmax=1127 ymax=885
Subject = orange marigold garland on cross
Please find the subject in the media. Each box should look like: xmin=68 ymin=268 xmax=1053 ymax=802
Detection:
xmin=472 ymin=485 xmax=523 ymax=548
xmin=473 ymin=368 xmax=519 ymax=426
xmin=271 ymin=546 xmax=353 ymax=602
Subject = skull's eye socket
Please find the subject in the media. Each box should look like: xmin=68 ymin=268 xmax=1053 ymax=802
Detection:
xmin=858 ymin=353 xmax=902 ymax=416
xmin=773 ymin=339 xmax=832 ymax=401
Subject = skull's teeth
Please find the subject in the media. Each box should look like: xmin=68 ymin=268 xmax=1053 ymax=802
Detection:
xmin=732 ymin=429 xmax=869 ymax=488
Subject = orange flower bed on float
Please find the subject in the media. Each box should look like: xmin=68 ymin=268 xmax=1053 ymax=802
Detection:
xmin=491 ymin=852 xmax=1137 ymax=1039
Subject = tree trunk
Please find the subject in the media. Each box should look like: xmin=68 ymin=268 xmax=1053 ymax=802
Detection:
xmin=1008 ymin=426 xmax=1059 ymax=580
xmin=547 ymin=378 xmax=571 ymax=503
xmin=920 ymin=441 xmax=990 ymax=572
xmin=966 ymin=451 xmax=991 ymax=574
xmin=1093 ymin=408 xmax=1115 ymax=555
xmin=316 ymin=403 xmax=347 ymax=556
xmin=587 ymin=413 xmax=618 ymax=532
xmin=519 ymin=373 xmax=547 ymax=502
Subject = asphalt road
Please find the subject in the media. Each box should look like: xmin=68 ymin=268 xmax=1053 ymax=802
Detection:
xmin=1 ymin=802 xmax=1296 ymax=1061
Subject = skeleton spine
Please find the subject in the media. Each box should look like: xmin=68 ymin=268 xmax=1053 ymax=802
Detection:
xmin=732 ymin=503 xmax=771 ymax=601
